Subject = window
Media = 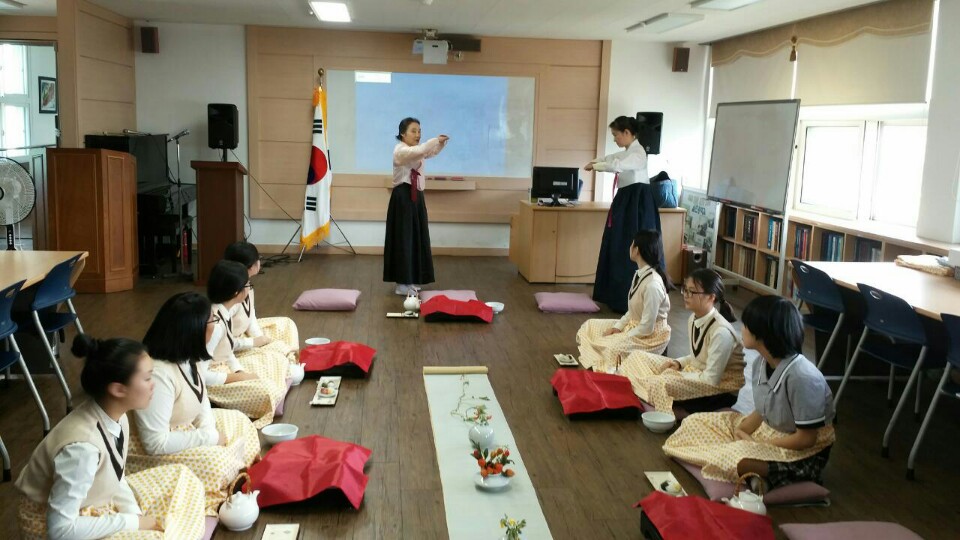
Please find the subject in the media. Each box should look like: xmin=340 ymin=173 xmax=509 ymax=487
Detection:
xmin=1 ymin=104 xmax=27 ymax=155
xmin=793 ymin=118 xmax=927 ymax=227
xmin=0 ymin=44 xmax=29 ymax=157
xmin=0 ymin=44 xmax=27 ymax=96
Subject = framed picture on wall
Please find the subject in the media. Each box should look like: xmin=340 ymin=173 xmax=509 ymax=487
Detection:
xmin=38 ymin=76 xmax=57 ymax=114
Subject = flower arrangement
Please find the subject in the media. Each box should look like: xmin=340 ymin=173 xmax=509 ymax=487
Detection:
xmin=472 ymin=444 xmax=514 ymax=478
xmin=468 ymin=404 xmax=492 ymax=426
xmin=499 ymin=515 xmax=526 ymax=540
xmin=450 ymin=376 xmax=492 ymax=425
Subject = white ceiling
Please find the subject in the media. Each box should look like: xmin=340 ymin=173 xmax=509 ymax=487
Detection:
xmin=11 ymin=0 xmax=881 ymax=43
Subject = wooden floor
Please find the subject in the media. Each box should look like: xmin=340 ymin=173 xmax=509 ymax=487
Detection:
xmin=2 ymin=255 xmax=959 ymax=539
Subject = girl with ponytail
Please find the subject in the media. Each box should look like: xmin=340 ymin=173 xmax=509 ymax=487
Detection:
xmin=577 ymin=230 xmax=673 ymax=372
xmin=15 ymin=334 xmax=206 ymax=539
xmin=619 ymin=268 xmax=747 ymax=414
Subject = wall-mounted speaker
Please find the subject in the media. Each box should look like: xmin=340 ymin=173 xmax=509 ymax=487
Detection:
xmin=140 ymin=27 xmax=159 ymax=54
xmin=208 ymin=104 xmax=239 ymax=150
xmin=672 ymin=47 xmax=690 ymax=72
xmin=636 ymin=112 xmax=663 ymax=155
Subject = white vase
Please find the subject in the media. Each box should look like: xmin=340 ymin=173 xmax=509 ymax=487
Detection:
xmin=469 ymin=424 xmax=495 ymax=450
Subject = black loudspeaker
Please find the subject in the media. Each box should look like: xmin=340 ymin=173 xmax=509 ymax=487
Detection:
xmin=636 ymin=111 xmax=662 ymax=155
xmin=208 ymin=103 xmax=239 ymax=151
xmin=672 ymin=47 xmax=690 ymax=72
xmin=140 ymin=27 xmax=159 ymax=54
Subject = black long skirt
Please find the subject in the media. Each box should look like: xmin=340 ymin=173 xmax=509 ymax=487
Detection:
xmin=383 ymin=183 xmax=435 ymax=285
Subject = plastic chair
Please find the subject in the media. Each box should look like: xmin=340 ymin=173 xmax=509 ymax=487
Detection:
xmin=906 ymin=313 xmax=960 ymax=479
xmin=833 ymin=283 xmax=944 ymax=458
xmin=791 ymin=260 xmax=850 ymax=370
xmin=1 ymin=435 xmax=9 ymax=481
xmin=0 ymin=279 xmax=52 ymax=437
xmin=28 ymin=254 xmax=85 ymax=413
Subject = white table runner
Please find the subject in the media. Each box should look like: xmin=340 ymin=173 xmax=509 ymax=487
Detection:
xmin=423 ymin=371 xmax=553 ymax=540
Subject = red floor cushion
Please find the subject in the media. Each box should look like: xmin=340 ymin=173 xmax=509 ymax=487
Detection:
xmin=301 ymin=341 xmax=376 ymax=378
xmin=421 ymin=296 xmax=493 ymax=323
xmin=420 ymin=290 xmax=478 ymax=302
xmin=550 ymin=369 xmax=643 ymax=417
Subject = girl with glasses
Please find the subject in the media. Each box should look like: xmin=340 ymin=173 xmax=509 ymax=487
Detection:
xmin=619 ymin=268 xmax=745 ymax=413
xmin=576 ymin=230 xmax=672 ymax=372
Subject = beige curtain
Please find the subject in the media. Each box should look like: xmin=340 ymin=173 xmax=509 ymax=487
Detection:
xmin=710 ymin=49 xmax=793 ymax=116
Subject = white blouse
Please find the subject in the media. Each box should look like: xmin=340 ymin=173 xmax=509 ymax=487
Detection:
xmin=676 ymin=308 xmax=738 ymax=386
xmin=392 ymin=138 xmax=444 ymax=190
xmin=47 ymin=405 xmax=140 ymax=539
xmin=590 ymin=139 xmax=649 ymax=189
xmin=612 ymin=265 xmax=670 ymax=337
xmin=134 ymin=362 xmax=219 ymax=455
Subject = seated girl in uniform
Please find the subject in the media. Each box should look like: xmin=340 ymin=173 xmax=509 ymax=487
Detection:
xmin=663 ymin=295 xmax=835 ymax=491
xmin=128 ymin=292 xmax=261 ymax=516
xmin=619 ymin=268 xmax=744 ymax=413
xmin=16 ymin=334 xmax=206 ymax=539
xmin=205 ymin=260 xmax=289 ymax=428
xmin=223 ymin=241 xmax=300 ymax=359
xmin=577 ymin=230 xmax=671 ymax=372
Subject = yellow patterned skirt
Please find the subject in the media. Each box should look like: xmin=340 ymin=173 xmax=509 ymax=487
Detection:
xmin=207 ymin=359 xmax=287 ymax=428
xmin=259 ymin=316 xmax=300 ymax=356
xmin=127 ymin=409 xmax=260 ymax=515
xmin=662 ymin=411 xmax=836 ymax=482
xmin=619 ymin=351 xmax=744 ymax=412
xmin=18 ymin=464 xmax=206 ymax=539
xmin=576 ymin=318 xmax=670 ymax=372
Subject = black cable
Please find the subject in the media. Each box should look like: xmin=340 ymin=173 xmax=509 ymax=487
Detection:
xmin=229 ymin=149 xmax=303 ymax=225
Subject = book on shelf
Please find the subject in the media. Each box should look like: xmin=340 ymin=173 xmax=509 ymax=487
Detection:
xmin=793 ymin=225 xmax=812 ymax=259
xmin=854 ymin=238 xmax=883 ymax=262
xmin=743 ymin=214 xmax=757 ymax=244
xmin=766 ymin=218 xmax=782 ymax=252
xmin=724 ymin=208 xmax=737 ymax=238
xmin=820 ymin=232 xmax=845 ymax=262
xmin=764 ymin=256 xmax=779 ymax=288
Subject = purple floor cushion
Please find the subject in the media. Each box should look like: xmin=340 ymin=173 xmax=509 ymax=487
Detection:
xmin=780 ymin=522 xmax=922 ymax=540
xmin=293 ymin=288 xmax=361 ymax=311
xmin=675 ymin=458 xmax=830 ymax=506
xmin=535 ymin=292 xmax=600 ymax=313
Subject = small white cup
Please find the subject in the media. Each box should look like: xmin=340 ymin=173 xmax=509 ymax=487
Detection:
xmin=305 ymin=337 xmax=331 ymax=346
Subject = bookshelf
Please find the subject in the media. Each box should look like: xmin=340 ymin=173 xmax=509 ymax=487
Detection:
xmin=713 ymin=206 xmax=786 ymax=293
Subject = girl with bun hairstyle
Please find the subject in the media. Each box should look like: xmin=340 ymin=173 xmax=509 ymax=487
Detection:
xmin=620 ymin=269 xmax=746 ymax=413
xmin=128 ymin=292 xmax=260 ymax=516
xmin=16 ymin=334 xmax=205 ymax=539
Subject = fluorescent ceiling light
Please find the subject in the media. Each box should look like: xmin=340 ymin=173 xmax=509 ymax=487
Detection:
xmin=691 ymin=0 xmax=764 ymax=10
xmin=626 ymin=13 xmax=705 ymax=33
xmin=0 ymin=0 xmax=26 ymax=9
xmin=355 ymin=71 xmax=391 ymax=84
xmin=310 ymin=2 xmax=351 ymax=23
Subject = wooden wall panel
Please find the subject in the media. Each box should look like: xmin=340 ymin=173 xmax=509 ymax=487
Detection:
xmin=79 ymin=100 xmax=135 ymax=135
xmin=76 ymin=10 xmax=133 ymax=66
xmin=0 ymin=16 xmax=57 ymax=41
xmin=246 ymin=26 xmax=604 ymax=224
xmin=78 ymin=57 xmax=136 ymax=102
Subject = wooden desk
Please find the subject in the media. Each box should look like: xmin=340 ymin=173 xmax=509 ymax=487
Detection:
xmin=0 ymin=251 xmax=88 ymax=291
xmin=509 ymin=201 xmax=685 ymax=284
xmin=805 ymin=261 xmax=960 ymax=320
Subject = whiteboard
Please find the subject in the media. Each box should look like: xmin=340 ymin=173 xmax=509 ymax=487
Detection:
xmin=326 ymin=70 xmax=535 ymax=178
xmin=706 ymin=100 xmax=800 ymax=215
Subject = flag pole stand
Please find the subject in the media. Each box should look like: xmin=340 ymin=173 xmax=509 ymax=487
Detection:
xmin=284 ymin=216 xmax=358 ymax=263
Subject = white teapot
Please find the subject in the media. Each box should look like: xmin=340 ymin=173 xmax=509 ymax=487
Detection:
xmin=218 ymin=474 xmax=260 ymax=531
xmin=403 ymin=292 xmax=421 ymax=312
xmin=724 ymin=473 xmax=767 ymax=515
xmin=288 ymin=362 xmax=306 ymax=386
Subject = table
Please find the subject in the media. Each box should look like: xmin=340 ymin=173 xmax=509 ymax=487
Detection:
xmin=509 ymin=201 xmax=685 ymax=284
xmin=804 ymin=261 xmax=960 ymax=321
xmin=0 ymin=250 xmax=88 ymax=291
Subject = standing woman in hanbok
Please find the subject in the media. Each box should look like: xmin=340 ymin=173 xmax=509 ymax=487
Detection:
xmin=128 ymin=292 xmax=260 ymax=516
xmin=383 ymin=117 xmax=449 ymax=295
xmin=223 ymin=241 xmax=300 ymax=358
xmin=576 ymin=230 xmax=672 ymax=373
xmin=619 ymin=268 xmax=745 ymax=413
xmin=16 ymin=334 xmax=206 ymax=539
xmin=206 ymin=260 xmax=289 ymax=428
xmin=588 ymin=116 xmax=662 ymax=313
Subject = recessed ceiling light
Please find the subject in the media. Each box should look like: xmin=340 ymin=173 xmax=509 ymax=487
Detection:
xmin=309 ymin=2 xmax=351 ymax=23
xmin=690 ymin=0 xmax=764 ymax=10
xmin=626 ymin=13 xmax=705 ymax=33
xmin=0 ymin=0 xmax=26 ymax=9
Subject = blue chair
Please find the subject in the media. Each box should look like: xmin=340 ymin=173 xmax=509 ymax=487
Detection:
xmin=28 ymin=254 xmax=85 ymax=412
xmin=907 ymin=313 xmax=960 ymax=479
xmin=1 ymin=279 xmax=52 ymax=437
xmin=833 ymin=283 xmax=944 ymax=458
xmin=791 ymin=260 xmax=851 ymax=370
xmin=1 ymin=435 xmax=9 ymax=481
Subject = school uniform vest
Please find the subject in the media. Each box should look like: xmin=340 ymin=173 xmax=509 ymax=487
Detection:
xmin=16 ymin=400 xmax=129 ymax=508
xmin=625 ymin=267 xmax=669 ymax=325
xmin=686 ymin=311 xmax=745 ymax=374
xmin=211 ymin=303 xmax=238 ymax=360
xmin=155 ymin=361 xmax=207 ymax=428
xmin=231 ymin=292 xmax=254 ymax=338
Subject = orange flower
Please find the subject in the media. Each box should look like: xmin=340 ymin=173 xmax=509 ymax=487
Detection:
xmin=480 ymin=469 xmax=489 ymax=478
xmin=503 ymin=450 xmax=510 ymax=457
xmin=472 ymin=450 xmax=481 ymax=459
xmin=504 ymin=469 xmax=515 ymax=477
xmin=495 ymin=463 xmax=504 ymax=473
xmin=477 ymin=459 xmax=485 ymax=468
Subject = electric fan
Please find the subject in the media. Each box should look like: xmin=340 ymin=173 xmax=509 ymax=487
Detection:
xmin=0 ymin=157 xmax=36 ymax=250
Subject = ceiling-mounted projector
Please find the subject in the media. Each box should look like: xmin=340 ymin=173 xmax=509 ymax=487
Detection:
xmin=413 ymin=39 xmax=448 ymax=64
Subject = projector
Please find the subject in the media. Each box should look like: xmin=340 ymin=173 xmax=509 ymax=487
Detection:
xmin=413 ymin=39 xmax=448 ymax=64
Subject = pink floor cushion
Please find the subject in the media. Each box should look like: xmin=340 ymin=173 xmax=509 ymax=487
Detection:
xmin=419 ymin=289 xmax=478 ymax=302
xmin=292 ymin=288 xmax=361 ymax=311
xmin=675 ymin=459 xmax=830 ymax=506
xmin=535 ymin=292 xmax=600 ymax=313
xmin=550 ymin=369 xmax=642 ymax=418
xmin=202 ymin=517 xmax=218 ymax=540
xmin=301 ymin=341 xmax=376 ymax=378
xmin=420 ymin=296 xmax=493 ymax=323
xmin=639 ymin=400 xmax=735 ymax=421
xmin=780 ymin=522 xmax=923 ymax=540
xmin=274 ymin=378 xmax=294 ymax=416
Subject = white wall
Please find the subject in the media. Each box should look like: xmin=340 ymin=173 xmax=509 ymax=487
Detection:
xmin=601 ymin=40 xmax=709 ymax=200
xmin=27 ymin=45 xmax=57 ymax=147
xmin=133 ymin=21 xmax=509 ymax=250
xmin=917 ymin=0 xmax=960 ymax=243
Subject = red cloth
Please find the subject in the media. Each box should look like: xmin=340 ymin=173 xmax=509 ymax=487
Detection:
xmin=410 ymin=169 xmax=421 ymax=202
xmin=636 ymin=492 xmax=775 ymax=540
xmin=549 ymin=369 xmax=642 ymax=415
xmin=301 ymin=341 xmax=376 ymax=376
xmin=247 ymin=435 xmax=372 ymax=509
xmin=420 ymin=295 xmax=493 ymax=323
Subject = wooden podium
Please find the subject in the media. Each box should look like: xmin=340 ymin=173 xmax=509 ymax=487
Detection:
xmin=192 ymin=161 xmax=246 ymax=285
xmin=46 ymin=148 xmax=138 ymax=293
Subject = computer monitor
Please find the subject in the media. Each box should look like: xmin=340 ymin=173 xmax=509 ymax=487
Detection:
xmin=531 ymin=166 xmax=579 ymax=206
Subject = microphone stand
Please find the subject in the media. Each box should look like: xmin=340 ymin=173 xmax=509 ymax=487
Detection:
xmin=168 ymin=130 xmax=192 ymax=278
